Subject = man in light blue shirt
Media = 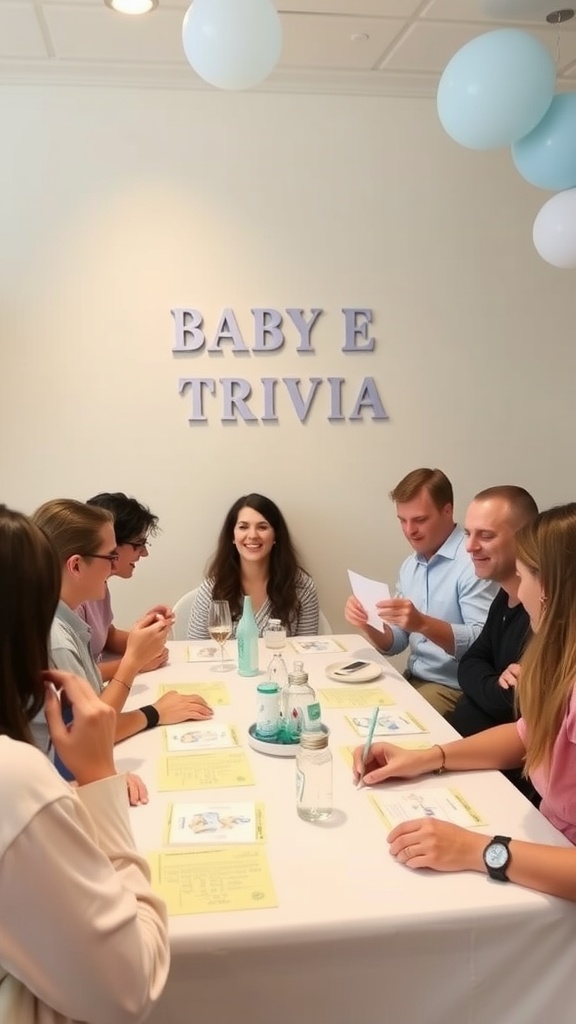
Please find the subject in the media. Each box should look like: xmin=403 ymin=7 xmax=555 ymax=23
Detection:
xmin=345 ymin=468 xmax=497 ymax=715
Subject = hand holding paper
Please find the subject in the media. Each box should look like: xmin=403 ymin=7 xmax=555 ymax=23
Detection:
xmin=347 ymin=570 xmax=391 ymax=631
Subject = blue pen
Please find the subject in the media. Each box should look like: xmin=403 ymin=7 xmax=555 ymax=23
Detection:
xmin=356 ymin=705 xmax=380 ymax=789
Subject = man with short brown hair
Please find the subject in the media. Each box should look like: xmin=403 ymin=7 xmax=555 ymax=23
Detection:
xmin=345 ymin=468 xmax=497 ymax=716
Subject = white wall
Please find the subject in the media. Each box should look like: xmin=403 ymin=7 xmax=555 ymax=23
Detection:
xmin=0 ymin=85 xmax=574 ymax=630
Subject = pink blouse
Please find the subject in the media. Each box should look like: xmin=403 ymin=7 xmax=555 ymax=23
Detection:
xmin=517 ymin=685 xmax=576 ymax=844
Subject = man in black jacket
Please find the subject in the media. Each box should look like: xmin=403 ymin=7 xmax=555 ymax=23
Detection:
xmin=448 ymin=485 xmax=538 ymax=737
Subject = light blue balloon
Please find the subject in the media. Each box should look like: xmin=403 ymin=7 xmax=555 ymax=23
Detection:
xmin=437 ymin=29 xmax=556 ymax=150
xmin=512 ymin=93 xmax=576 ymax=191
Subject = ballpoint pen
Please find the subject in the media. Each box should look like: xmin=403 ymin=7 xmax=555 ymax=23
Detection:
xmin=356 ymin=705 xmax=380 ymax=789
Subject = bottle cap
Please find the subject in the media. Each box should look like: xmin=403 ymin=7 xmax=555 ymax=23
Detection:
xmin=289 ymin=660 xmax=308 ymax=683
xmin=300 ymin=730 xmax=328 ymax=750
xmin=257 ymin=682 xmax=279 ymax=694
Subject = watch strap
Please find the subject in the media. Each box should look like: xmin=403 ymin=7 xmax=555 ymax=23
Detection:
xmin=140 ymin=704 xmax=160 ymax=731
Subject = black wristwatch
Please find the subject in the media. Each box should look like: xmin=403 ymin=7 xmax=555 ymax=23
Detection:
xmin=140 ymin=704 xmax=160 ymax=731
xmin=483 ymin=835 xmax=511 ymax=881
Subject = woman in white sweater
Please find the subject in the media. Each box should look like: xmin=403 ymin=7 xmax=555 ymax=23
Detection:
xmin=0 ymin=504 xmax=169 ymax=1023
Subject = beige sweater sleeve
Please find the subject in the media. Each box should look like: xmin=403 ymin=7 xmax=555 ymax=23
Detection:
xmin=0 ymin=748 xmax=169 ymax=1024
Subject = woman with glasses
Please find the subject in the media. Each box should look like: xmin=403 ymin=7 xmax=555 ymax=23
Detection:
xmin=77 ymin=492 xmax=171 ymax=682
xmin=0 ymin=503 xmax=169 ymax=1022
xmin=32 ymin=500 xmax=212 ymax=796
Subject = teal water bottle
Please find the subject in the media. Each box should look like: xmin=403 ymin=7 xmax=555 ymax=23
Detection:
xmin=237 ymin=596 xmax=259 ymax=676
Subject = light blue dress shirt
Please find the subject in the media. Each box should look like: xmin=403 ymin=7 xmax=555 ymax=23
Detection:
xmin=386 ymin=525 xmax=498 ymax=690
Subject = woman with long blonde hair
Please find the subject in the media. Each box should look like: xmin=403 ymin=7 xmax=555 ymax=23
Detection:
xmin=352 ymin=504 xmax=576 ymax=900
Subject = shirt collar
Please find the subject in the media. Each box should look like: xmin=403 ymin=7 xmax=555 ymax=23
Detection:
xmin=56 ymin=599 xmax=92 ymax=642
xmin=414 ymin=524 xmax=463 ymax=565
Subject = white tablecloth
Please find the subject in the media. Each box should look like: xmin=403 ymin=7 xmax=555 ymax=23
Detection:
xmin=119 ymin=638 xmax=576 ymax=1024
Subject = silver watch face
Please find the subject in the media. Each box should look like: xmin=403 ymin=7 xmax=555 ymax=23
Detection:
xmin=485 ymin=842 xmax=508 ymax=869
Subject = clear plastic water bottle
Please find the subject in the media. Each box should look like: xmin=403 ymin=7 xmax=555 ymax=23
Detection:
xmin=263 ymin=619 xmax=287 ymax=649
xmin=237 ymin=596 xmax=259 ymax=677
xmin=296 ymin=731 xmax=333 ymax=821
xmin=282 ymin=661 xmax=321 ymax=740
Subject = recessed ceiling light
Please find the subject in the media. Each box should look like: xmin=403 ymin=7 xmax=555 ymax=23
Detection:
xmin=104 ymin=0 xmax=158 ymax=14
xmin=546 ymin=8 xmax=575 ymax=22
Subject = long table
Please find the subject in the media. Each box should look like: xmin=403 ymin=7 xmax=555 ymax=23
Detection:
xmin=119 ymin=637 xmax=576 ymax=1024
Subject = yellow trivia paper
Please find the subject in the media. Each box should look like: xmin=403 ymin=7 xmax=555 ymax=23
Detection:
xmin=147 ymin=847 xmax=278 ymax=915
xmin=158 ymin=750 xmax=255 ymax=791
xmin=158 ymin=682 xmax=230 ymax=706
xmin=318 ymin=687 xmax=394 ymax=709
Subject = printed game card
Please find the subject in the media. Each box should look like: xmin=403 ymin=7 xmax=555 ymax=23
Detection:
xmin=370 ymin=788 xmax=486 ymax=829
xmin=164 ymin=721 xmax=239 ymax=753
xmin=289 ymin=638 xmax=346 ymax=654
xmin=346 ymin=710 xmax=429 ymax=736
xmin=166 ymin=801 xmax=265 ymax=845
xmin=148 ymin=847 xmax=277 ymax=915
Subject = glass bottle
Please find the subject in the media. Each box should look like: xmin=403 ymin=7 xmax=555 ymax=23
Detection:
xmin=296 ymin=731 xmax=333 ymax=822
xmin=237 ymin=596 xmax=259 ymax=677
xmin=282 ymin=660 xmax=321 ymax=740
xmin=267 ymin=651 xmax=288 ymax=688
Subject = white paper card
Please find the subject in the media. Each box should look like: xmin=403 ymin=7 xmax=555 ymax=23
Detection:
xmin=347 ymin=570 xmax=391 ymax=630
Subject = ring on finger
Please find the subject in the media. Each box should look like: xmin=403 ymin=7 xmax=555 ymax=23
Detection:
xmin=405 ymin=845 xmax=413 ymax=860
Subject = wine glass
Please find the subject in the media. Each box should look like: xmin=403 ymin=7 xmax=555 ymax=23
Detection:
xmin=208 ymin=600 xmax=233 ymax=673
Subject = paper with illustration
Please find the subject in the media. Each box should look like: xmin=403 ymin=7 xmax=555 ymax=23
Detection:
xmin=166 ymin=801 xmax=265 ymax=845
xmin=370 ymin=787 xmax=486 ymax=829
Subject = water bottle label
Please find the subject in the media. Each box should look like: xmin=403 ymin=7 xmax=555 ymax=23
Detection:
xmin=305 ymin=702 xmax=322 ymax=726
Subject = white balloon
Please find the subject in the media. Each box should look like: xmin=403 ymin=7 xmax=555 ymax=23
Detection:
xmin=182 ymin=0 xmax=282 ymax=90
xmin=533 ymin=188 xmax=576 ymax=269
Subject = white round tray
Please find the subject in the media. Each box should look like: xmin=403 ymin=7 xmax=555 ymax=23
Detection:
xmin=325 ymin=660 xmax=383 ymax=683
xmin=247 ymin=723 xmax=329 ymax=757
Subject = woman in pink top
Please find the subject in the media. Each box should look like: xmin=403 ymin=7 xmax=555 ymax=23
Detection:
xmin=352 ymin=504 xmax=576 ymax=901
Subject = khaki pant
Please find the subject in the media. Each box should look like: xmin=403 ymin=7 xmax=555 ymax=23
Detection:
xmin=407 ymin=676 xmax=460 ymax=717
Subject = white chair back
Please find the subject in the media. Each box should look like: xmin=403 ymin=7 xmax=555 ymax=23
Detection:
xmin=318 ymin=610 xmax=332 ymax=635
xmin=172 ymin=586 xmax=201 ymax=640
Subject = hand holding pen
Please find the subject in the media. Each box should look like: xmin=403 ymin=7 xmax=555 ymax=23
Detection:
xmin=355 ymin=706 xmax=380 ymax=789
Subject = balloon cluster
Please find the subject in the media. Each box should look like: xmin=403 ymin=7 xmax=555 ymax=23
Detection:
xmin=181 ymin=0 xmax=282 ymax=91
xmin=437 ymin=28 xmax=576 ymax=269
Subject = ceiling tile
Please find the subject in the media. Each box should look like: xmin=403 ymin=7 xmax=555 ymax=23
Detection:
xmin=43 ymin=4 xmax=186 ymax=61
xmin=280 ymin=13 xmax=405 ymax=68
xmin=0 ymin=3 xmax=49 ymax=57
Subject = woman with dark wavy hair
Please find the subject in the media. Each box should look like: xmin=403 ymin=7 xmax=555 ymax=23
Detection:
xmin=0 ymin=504 xmax=169 ymax=1022
xmin=188 ymin=493 xmax=319 ymax=639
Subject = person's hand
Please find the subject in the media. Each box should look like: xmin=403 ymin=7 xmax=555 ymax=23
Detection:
xmin=43 ymin=669 xmax=116 ymax=786
xmin=152 ymin=691 xmax=213 ymax=725
xmin=125 ymin=612 xmax=172 ymax=670
xmin=145 ymin=604 xmax=176 ymax=627
xmin=376 ymin=598 xmax=423 ymax=633
xmin=352 ymin=742 xmax=440 ymax=785
xmin=498 ymin=663 xmax=521 ymax=690
xmin=125 ymin=772 xmax=149 ymax=806
xmin=345 ymin=595 xmax=368 ymax=628
xmin=387 ymin=818 xmax=485 ymax=873
xmin=140 ymin=647 xmax=170 ymax=673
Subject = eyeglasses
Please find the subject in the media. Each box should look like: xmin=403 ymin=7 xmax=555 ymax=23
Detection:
xmin=82 ymin=551 xmax=119 ymax=564
xmin=126 ymin=538 xmax=150 ymax=552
